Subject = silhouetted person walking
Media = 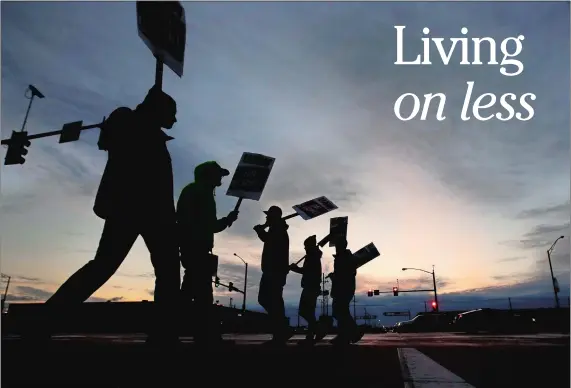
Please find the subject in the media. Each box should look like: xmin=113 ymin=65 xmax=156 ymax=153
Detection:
xmin=254 ymin=206 xmax=293 ymax=345
xmin=45 ymin=86 xmax=181 ymax=346
xmin=328 ymin=237 xmax=362 ymax=346
xmin=289 ymin=235 xmax=326 ymax=345
xmin=177 ymin=161 xmax=238 ymax=347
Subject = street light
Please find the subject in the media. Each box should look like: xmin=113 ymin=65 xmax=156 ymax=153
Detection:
xmin=547 ymin=236 xmax=564 ymax=309
xmin=233 ymin=253 xmax=248 ymax=312
xmin=402 ymin=266 xmax=439 ymax=312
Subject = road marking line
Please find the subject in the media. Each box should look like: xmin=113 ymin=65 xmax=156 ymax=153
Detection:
xmin=397 ymin=348 xmax=475 ymax=388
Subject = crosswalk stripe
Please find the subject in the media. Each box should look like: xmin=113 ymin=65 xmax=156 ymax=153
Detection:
xmin=397 ymin=348 xmax=475 ymax=387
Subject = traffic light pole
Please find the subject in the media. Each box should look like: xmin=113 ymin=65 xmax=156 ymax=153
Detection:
xmin=431 ymin=267 xmax=439 ymax=312
xmin=1 ymin=121 xmax=104 ymax=146
xmin=242 ymin=263 xmax=248 ymax=313
xmin=155 ymin=55 xmax=164 ymax=90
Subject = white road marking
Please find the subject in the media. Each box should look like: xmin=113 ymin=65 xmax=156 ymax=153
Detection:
xmin=397 ymin=348 xmax=475 ymax=388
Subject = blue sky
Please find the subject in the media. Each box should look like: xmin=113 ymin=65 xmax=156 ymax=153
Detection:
xmin=1 ymin=2 xmax=569 ymax=325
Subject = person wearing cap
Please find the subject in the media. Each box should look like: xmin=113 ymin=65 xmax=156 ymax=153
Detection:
xmin=289 ymin=235 xmax=326 ymax=345
xmin=45 ymin=86 xmax=181 ymax=347
xmin=254 ymin=205 xmax=292 ymax=344
xmin=328 ymin=237 xmax=363 ymax=346
xmin=177 ymin=161 xmax=239 ymax=347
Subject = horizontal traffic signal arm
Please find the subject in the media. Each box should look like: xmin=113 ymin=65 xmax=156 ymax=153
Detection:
xmin=1 ymin=120 xmax=104 ymax=146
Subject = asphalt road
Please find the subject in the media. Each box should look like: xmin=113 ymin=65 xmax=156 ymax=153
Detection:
xmin=2 ymin=333 xmax=568 ymax=388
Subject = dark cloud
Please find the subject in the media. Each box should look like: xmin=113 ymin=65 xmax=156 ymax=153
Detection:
xmin=516 ymin=202 xmax=570 ymax=220
xmin=497 ymin=256 xmax=526 ymax=263
xmin=501 ymin=222 xmax=571 ymax=250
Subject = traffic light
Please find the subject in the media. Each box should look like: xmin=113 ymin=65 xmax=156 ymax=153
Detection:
xmin=431 ymin=301 xmax=437 ymax=311
xmin=367 ymin=289 xmax=373 ymax=297
xmin=393 ymin=287 xmax=399 ymax=296
xmin=214 ymin=276 xmax=220 ymax=287
xmin=374 ymin=290 xmax=380 ymax=296
xmin=4 ymin=131 xmax=31 ymax=165
xmin=228 ymin=281 xmax=234 ymax=292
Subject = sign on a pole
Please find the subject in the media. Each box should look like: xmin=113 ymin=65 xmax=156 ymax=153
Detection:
xmin=356 ymin=314 xmax=378 ymax=319
xmin=383 ymin=312 xmax=409 ymax=317
xmin=59 ymin=121 xmax=83 ymax=143
xmin=137 ymin=1 xmax=186 ymax=77
xmin=292 ymin=196 xmax=338 ymax=220
xmin=226 ymin=152 xmax=275 ymax=201
xmin=329 ymin=216 xmax=348 ymax=247
xmin=353 ymin=242 xmax=380 ymax=269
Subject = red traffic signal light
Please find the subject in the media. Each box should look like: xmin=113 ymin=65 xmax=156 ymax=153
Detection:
xmin=431 ymin=301 xmax=438 ymax=311
xmin=228 ymin=281 xmax=234 ymax=292
xmin=392 ymin=287 xmax=398 ymax=296
xmin=367 ymin=289 xmax=373 ymax=297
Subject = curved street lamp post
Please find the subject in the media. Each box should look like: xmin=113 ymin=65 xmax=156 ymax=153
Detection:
xmin=233 ymin=253 xmax=248 ymax=312
xmin=402 ymin=266 xmax=439 ymax=312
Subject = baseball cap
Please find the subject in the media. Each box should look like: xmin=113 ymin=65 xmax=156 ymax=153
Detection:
xmin=263 ymin=205 xmax=282 ymax=218
xmin=194 ymin=161 xmax=230 ymax=180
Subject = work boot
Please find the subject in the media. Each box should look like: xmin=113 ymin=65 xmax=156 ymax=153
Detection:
xmin=351 ymin=328 xmax=365 ymax=344
xmin=314 ymin=323 xmax=328 ymax=342
xmin=330 ymin=334 xmax=351 ymax=347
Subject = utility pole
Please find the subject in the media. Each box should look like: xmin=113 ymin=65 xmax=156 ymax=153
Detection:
xmin=431 ymin=265 xmax=439 ymax=312
xmin=1 ymin=275 xmax=11 ymax=313
xmin=424 ymin=301 xmax=427 ymax=312
xmin=243 ymin=262 xmax=248 ymax=312
xmin=353 ymin=295 xmax=357 ymax=318
xmin=229 ymin=297 xmax=233 ymax=308
xmin=508 ymin=297 xmax=513 ymax=311
xmin=547 ymin=236 xmax=564 ymax=309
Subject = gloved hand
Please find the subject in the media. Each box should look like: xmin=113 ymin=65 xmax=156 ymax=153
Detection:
xmin=227 ymin=210 xmax=239 ymax=225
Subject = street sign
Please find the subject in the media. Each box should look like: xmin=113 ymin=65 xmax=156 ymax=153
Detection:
xmin=59 ymin=121 xmax=83 ymax=143
xmin=353 ymin=242 xmax=381 ymax=269
xmin=329 ymin=216 xmax=348 ymax=247
xmin=226 ymin=152 xmax=275 ymax=201
xmin=292 ymin=196 xmax=338 ymax=220
xmin=137 ymin=1 xmax=186 ymax=77
xmin=356 ymin=315 xmax=377 ymax=319
xmin=383 ymin=312 xmax=409 ymax=317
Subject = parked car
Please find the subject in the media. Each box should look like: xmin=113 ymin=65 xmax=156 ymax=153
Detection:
xmin=452 ymin=308 xmax=538 ymax=334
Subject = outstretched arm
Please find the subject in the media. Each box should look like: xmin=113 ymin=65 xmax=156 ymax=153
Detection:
xmin=213 ymin=217 xmax=230 ymax=233
xmin=289 ymin=263 xmax=303 ymax=274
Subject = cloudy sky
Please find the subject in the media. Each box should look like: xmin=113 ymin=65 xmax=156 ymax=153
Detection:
xmin=1 ymin=2 xmax=569 ymax=324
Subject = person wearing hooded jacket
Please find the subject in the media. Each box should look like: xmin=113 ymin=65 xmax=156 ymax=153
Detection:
xmin=45 ymin=86 xmax=181 ymax=346
xmin=177 ymin=161 xmax=239 ymax=346
xmin=328 ymin=237 xmax=364 ymax=346
xmin=289 ymin=235 xmax=327 ymax=345
xmin=254 ymin=205 xmax=293 ymax=344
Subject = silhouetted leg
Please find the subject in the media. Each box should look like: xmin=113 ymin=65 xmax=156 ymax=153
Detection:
xmin=180 ymin=254 xmax=193 ymax=303
xmin=46 ymin=219 xmax=139 ymax=306
xmin=258 ymin=274 xmax=272 ymax=314
xmin=141 ymin=218 xmax=180 ymax=340
xmin=299 ymin=289 xmax=318 ymax=340
xmin=331 ymin=297 xmax=351 ymax=344
xmin=192 ymin=258 xmax=214 ymax=343
xmin=271 ymin=279 xmax=290 ymax=341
